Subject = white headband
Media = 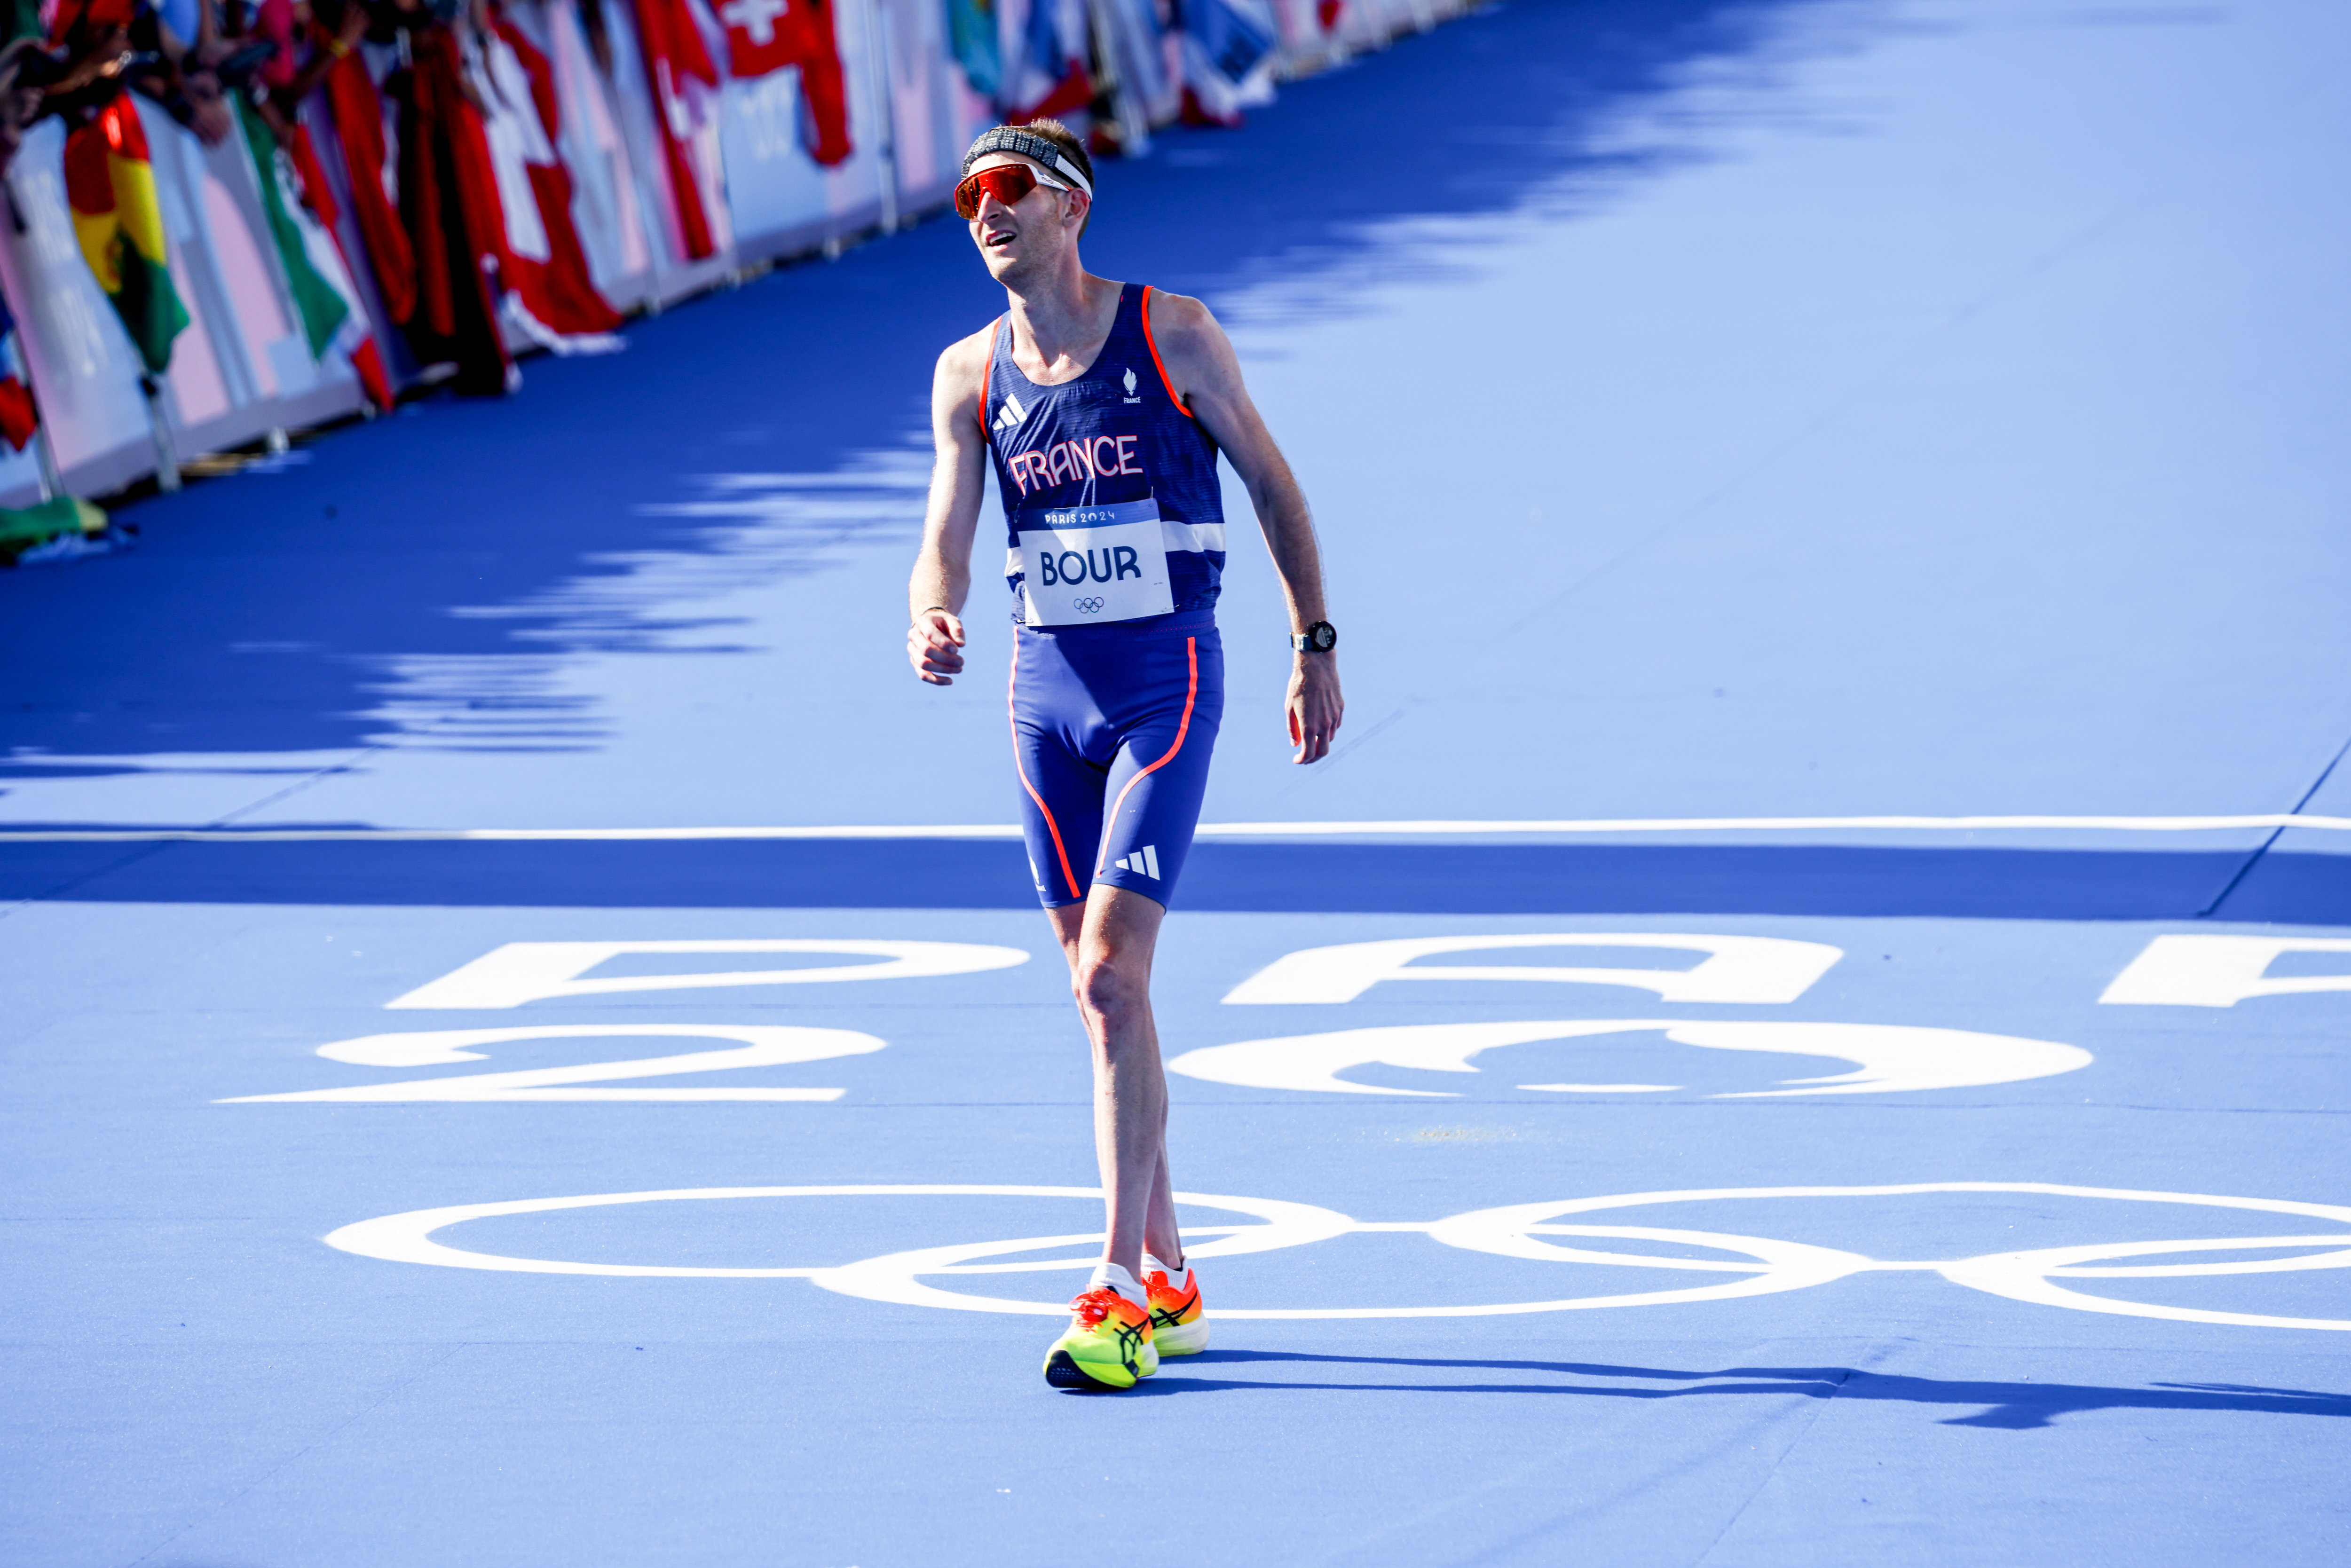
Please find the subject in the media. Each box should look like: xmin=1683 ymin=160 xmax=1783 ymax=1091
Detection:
xmin=961 ymin=126 xmax=1095 ymax=199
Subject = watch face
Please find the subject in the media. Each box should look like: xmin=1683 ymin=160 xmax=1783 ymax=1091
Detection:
xmin=1308 ymin=622 xmax=1337 ymax=652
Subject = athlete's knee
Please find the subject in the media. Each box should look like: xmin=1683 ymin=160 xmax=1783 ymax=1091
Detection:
xmin=1074 ymin=945 xmax=1151 ymax=1032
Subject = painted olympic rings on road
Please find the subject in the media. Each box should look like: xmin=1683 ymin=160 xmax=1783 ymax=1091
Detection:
xmin=322 ymin=1182 xmax=2351 ymax=1331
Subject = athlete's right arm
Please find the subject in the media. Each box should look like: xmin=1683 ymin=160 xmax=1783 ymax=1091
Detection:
xmin=908 ymin=332 xmax=992 ymax=686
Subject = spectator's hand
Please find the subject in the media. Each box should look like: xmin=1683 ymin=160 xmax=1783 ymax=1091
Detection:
xmin=189 ymin=95 xmax=232 ymax=144
xmin=52 ymin=27 xmax=136 ymax=96
xmin=182 ymin=70 xmax=233 ymax=145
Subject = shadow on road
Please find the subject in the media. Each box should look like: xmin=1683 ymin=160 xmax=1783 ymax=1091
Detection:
xmin=1120 ymin=1349 xmax=2351 ymax=1427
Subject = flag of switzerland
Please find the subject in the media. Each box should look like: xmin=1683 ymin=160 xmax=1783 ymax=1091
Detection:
xmin=719 ymin=0 xmax=805 ymax=77
xmin=713 ymin=0 xmax=855 ymax=165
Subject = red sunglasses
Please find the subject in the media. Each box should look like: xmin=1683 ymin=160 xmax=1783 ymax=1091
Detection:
xmin=955 ymin=162 xmax=1073 ymax=220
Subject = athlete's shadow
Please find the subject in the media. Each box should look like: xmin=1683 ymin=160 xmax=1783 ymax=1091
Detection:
xmin=1122 ymin=1350 xmax=2351 ymax=1429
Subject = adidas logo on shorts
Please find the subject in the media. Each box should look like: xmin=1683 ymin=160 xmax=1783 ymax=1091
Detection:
xmin=1111 ymin=845 xmax=1161 ymax=880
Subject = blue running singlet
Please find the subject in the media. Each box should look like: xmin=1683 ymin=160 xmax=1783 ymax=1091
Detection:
xmin=986 ymin=284 xmax=1227 ymax=909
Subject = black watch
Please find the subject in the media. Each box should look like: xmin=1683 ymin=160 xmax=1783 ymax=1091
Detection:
xmin=1289 ymin=621 xmax=1337 ymax=654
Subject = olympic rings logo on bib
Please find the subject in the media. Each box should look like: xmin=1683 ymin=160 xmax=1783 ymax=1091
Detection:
xmin=326 ymin=1181 xmax=2351 ymax=1332
xmin=1017 ymin=499 xmax=1176 ymax=627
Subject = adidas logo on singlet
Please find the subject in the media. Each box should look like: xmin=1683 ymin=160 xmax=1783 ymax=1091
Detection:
xmin=994 ymin=391 xmax=1028 ymax=433
xmin=1112 ymin=845 xmax=1161 ymax=880
xmin=1122 ymin=368 xmax=1141 ymax=404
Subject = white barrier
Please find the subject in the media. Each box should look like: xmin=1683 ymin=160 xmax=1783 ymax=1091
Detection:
xmin=0 ymin=99 xmax=370 ymax=503
xmin=0 ymin=0 xmax=1462 ymax=509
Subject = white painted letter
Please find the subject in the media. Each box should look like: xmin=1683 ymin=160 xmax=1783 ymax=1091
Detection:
xmin=387 ymin=939 xmax=1029 ymax=1009
xmin=222 ymin=1024 xmax=884 ymax=1102
xmin=1220 ymin=934 xmax=1840 ymax=1006
xmin=2100 ymin=935 xmax=2351 ymax=1008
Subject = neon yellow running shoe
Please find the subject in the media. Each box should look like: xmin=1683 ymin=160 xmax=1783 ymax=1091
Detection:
xmin=1043 ymin=1287 xmax=1159 ymax=1391
xmin=1145 ymin=1266 xmax=1208 ymax=1356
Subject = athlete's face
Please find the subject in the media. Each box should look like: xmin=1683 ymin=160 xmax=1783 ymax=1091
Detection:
xmin=966 ymin=153 xmax=1085 ymax=282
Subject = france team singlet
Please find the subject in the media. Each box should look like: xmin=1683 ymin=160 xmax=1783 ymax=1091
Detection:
xmin=984 ymin=284 xmax=1228 ymax=909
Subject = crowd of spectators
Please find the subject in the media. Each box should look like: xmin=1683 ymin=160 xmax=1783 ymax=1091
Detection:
xmin=0 ymin=0 xmax=580 ymax=406
xmin=0 ymin=0 xmax=461 ymax=178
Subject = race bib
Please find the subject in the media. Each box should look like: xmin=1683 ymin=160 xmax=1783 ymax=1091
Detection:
xmin=1017 ymin=499 xmax=1176 ymax=626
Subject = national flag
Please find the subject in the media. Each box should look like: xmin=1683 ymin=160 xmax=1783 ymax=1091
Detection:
xmin=281 ymin=121 xmax=397 ymax=410
xmin=402 ymin=25 xmax=521 ymax=394
xmin=631 ymin=0 xmax=726 ymax=260
xmin=485 ymin=20 xmax=627 ymax=344
xmin=715 ymin=0 xmax=852 ymax=165
xmin=1179 ymin=0 xmax=1277 ymax=126
xmin=0 ymin=289 xmax=37 ymax=454
xmin=321 ymin=48 xmax=418 ymax=327
xmin=0 ymin=378 xmax=35 ymax=453
xmin=1014 ymin=0 xmax=1091 ymax=121
xmin=239 ymin=97 xmax=403 ymax=412
xmin=1089 ymin=0 xmax=1178 ymax=148
xmin=1186 ymin=0 xmax=1274 ymax=86
xmin=63 ymin=98 xmax=190 ymax=376
xmin=236 ymin=97 xmax=352 ymax=359
xmin=947 ymin=0 xmax=1000 ymax=99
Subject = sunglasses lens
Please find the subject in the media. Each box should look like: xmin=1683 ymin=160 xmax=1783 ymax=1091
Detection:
xmin=956 ymin=165 xmax=1037 ymax=219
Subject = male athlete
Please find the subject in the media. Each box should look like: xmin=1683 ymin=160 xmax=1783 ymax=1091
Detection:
xmin=907 ymin=122 xmax=1343 ymax=1391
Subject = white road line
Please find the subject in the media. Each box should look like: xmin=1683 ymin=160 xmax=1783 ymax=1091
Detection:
xmin=0 ymin=816 xmax=2346 ymax=843
xmin=1203 ymin=815 xmax=2351 ymax=835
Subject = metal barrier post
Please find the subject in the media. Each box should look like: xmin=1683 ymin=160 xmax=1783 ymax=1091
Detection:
xmin=140 ymin=376 xmax=181 ymax=493
xmin=31 ymin=420 xmax=62 ymax=504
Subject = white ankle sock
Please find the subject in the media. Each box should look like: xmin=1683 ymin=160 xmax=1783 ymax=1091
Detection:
xmin=1087 ymin=1261 xmax=1147 ymax=1308
xmin=1144 ymin=1254 xmax=1190 ymax=1289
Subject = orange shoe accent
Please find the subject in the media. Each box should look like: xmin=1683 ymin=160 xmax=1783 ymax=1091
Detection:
xmin=1145 ymin=1267 xmax=1208 ymax=1355
xmin=1073 ymin=1286 xmax=1144 ymax=1326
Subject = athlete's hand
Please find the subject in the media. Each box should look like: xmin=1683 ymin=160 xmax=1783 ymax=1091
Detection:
xmin=1287 ymin=655 xmax=1343 ymax=764
xmin=910 ymin=608 xmax=966 ymax=685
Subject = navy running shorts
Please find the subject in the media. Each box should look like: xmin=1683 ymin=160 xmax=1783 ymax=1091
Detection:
xmin=1008 ymin=611 xmax=1224 ymax=910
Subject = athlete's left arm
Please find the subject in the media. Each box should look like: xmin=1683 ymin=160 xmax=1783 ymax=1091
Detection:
xmin=1152 ymin=292 xmax=1344 ymax=764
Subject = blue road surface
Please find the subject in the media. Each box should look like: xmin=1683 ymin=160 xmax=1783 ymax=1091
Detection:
xmin=6 ymin=0 xmax=2351 ymax=1563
